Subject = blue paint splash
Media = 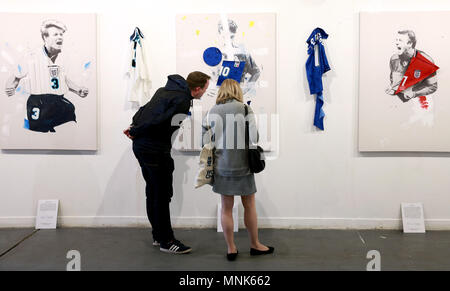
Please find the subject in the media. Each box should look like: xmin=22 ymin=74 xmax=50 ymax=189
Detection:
xmin=18 ymin=65 xmax=22 ymax=74
xmin=23 ymin=119 xmax=30 ymax=129
xmin=84 ymin=62 xmax=91 ymax=70
xmin=203 ymin=47 xmax=222 ymax=67
xmin=16 ymin=86 xmax=21 ymax=92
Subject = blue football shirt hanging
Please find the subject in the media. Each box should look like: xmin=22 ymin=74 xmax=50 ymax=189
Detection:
xmin=305 ymin=27 xmax=330 ymax=130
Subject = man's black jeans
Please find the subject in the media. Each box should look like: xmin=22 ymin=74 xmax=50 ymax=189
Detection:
xmin=133 ymin=145 xmax=175 ymax=244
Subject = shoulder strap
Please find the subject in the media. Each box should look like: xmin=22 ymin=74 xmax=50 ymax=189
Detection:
xmin=206 ymin=111 xmax=213 ymax=143
xmin=244 ymin=105 xmax=249 ymax=150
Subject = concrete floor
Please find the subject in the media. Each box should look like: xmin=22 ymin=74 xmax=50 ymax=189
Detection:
xmin=0 ymin=228 xmax=449 ymax=271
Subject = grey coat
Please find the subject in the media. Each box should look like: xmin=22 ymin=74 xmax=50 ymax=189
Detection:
xmin=203 ymin=99 xmax=258 ymax=177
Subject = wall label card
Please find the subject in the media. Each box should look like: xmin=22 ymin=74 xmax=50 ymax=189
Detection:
xmin=35 ymin=200 xmax=59 ymax=229
xmin=401 ymin=202 xmax=425 ymax=233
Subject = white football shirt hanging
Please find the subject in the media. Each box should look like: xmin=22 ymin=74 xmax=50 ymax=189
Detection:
xmin=125 ymin=27 xmax=152 ymax=106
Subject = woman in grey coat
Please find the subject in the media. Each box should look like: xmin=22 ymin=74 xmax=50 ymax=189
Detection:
xmin=204 ymin=79 xmax=274 ymax=261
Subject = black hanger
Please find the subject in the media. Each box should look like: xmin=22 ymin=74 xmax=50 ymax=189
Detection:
xmin=130 ymin=27 xmax=144 ymax=42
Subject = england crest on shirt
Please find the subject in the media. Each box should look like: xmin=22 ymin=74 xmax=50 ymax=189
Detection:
xmin=414 ymin=70 xmax=421 ymax=79
xmin=48 ymin=65 xmax=60 ymax=78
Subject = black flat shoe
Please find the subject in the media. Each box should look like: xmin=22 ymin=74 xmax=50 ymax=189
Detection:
xmin=250 ymin=246 xmax=274 ymax=256
xmin=227 ymin=251 xmax=238 ymax=261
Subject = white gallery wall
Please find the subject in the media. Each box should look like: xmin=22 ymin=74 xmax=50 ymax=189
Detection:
xmin=1 ymin=0 xmax=450 ymax=229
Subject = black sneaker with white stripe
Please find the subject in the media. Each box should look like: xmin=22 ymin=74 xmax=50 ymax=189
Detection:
xmin=160 ymin=239 xmax=192 ymax=254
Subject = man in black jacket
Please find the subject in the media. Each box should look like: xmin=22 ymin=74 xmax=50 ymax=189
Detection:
xmin=124 ymin=72 xmax=210 ymax=254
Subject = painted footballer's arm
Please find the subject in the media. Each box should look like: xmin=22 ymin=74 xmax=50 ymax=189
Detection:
xmin=408 ymin=52 xmax=438 ymax=99
xmin=245 ymin=54 xmax=261 ymax=83
xmin=4 ymin=75 xmax=23 ymax=97
xmin=242 ymin=54 xmax=261 ymax=95
xmin=404 ymin=76 xmax=438 ymax=99
xmin=385 ymin=55 xmax=402 ymax=95
xmin=66 ymin=77 xmax=89 ymax=97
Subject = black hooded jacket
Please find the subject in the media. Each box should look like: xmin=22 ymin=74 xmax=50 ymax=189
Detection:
xmin=130 ymin=74 xmax=193 ymax=153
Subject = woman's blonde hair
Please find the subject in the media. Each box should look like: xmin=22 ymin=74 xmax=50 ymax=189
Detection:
xmin=216 ymin=79 xmax=243 ymax=104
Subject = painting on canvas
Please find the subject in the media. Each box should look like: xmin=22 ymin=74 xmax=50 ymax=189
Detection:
xmin=175 ymin=13 xmax=276 ymax=151
xmin=359 ymin=11 xmax=450 ymax=152
xmin=0 ymin=13 xmax=97 ymax=150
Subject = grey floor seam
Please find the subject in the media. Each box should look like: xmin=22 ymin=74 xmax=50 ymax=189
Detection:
xmin=0 ymin=229 xmax=39 ymax=258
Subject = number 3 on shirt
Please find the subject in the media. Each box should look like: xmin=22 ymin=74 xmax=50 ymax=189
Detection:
xmin=51 ymin=78 xmax=59 ymax=89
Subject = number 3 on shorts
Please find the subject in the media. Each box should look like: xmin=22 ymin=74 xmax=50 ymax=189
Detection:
xmin=31 ymin=107 xmax=40 ymax=120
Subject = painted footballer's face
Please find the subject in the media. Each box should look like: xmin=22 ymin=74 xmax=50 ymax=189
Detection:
xmin=44 ymin=27 xmax=65 ymax=52
xmin=395 ymin=33 xmax=412 ymax=56
xmin=218 ymin=22 xmax=237 ymax=48
xmin=219 ymin=31 xmax=231 ymax=47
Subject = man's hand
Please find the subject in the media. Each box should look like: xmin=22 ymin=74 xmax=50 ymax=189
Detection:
xmin=385 ymin=86 xmax=396 ymax=95
xmin=78 ymin=87 xmax=89 ymax=98
xmin=66 ymin=77 xmax=89 ymax=98
xmin=5 ymin=76 xmax=20 ymax=97
xmin=123 ymin=126 xmax=134 ymax=140
xmin=385 ymin=78 xmax=402 ymax=95
xmin=5 ymin=85 xmax=16 ymax=97
xmin=402 ymin=87 xmax=415 ymax=100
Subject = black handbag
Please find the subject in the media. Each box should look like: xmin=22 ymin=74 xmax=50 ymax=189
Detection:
xmin=245 ymin=105 xmax=265 ymax=173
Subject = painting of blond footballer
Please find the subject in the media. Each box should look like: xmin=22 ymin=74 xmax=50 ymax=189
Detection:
xmin=385 ymin=30 xmax=439 ymax=109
